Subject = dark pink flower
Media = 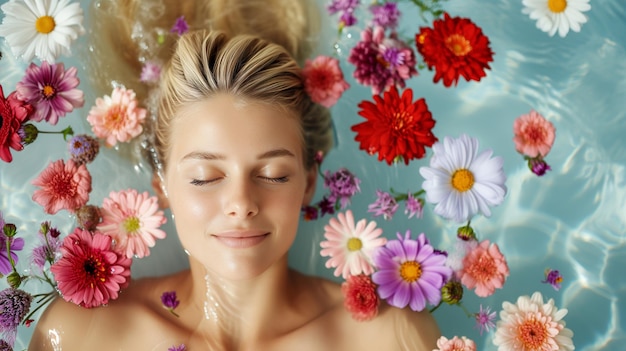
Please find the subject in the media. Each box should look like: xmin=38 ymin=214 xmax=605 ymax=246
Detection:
xmin=302 ymin=55 xmax=349 ymax=108
xmin=170 ymin=16 xmax=189 ymax=36
xmin=542 ymin=268 xmax=563 ymax=291
xmin=31 ymin=159 xmax=92 ymax=214
xmin=341 ymin=274 xmax=380 ymax=321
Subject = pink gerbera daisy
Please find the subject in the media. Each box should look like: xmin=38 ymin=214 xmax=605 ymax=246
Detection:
xmin=31 ymin=159 xmax=92 ymax=214
xmin=302 ymin=55 xmax=349 ymax=108
xmin=434 ymin=336 xmax=476 ymax=351
xmin=86 ymin=87 xmax=147 ymax=147
xmin=50 ymin=228 xmax=132 ymax=308
xmin=456 ymin=239 xmax=509 ymax=297
xmin=320 ymin=210 xmax=386 ymax=278
xmin=16 ymin=61 xmax=84 ymax=125
xmin=513 ymin=109 xmax=556 ymax=158
xmin=97 ymin=189 xmax=167 ymax=259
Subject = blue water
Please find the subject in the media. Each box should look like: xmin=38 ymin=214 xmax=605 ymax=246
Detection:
xmin=1 ymin=0 xmax=625 ymax=350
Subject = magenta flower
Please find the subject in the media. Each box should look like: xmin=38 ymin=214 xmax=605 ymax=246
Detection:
xmin=140 ymin=61 xmax=162 ymax=83
xmin=323 ymin=168 xmax=361 ymax=209
xmin=404 ymin=192 xmax=424 ymax=219
xmin=168 ymin=345 xmax=186 ymax=351
xmin=474 ymin=304 xmax=496 ymax=336
xmin=15 ymin=61 xmax=84 ymax=125
xmin=367 ymin=190 xmax=399 ymax=220
xmin=542 ymin=268 xmax=563 ymax=291
xmin=372 ymin=231 xmax=452 ymax=311
xmin=529 ymin=156 xmax=551 ymax=176
xmin=370 ymin=2 xmax=400 ymax=29
xmin=170 ymin=16 xmax=189 ymax=36
xmin=0 ymin=214 xmax=24 ymax=275
xmin=161 ymin=291 xmax=180 ymax=317
xmin=327 ymin=0 xmax=360 ymax=27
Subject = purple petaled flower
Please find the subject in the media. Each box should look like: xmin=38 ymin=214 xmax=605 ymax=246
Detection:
xmin=367 ymin=190 xmax=399 ymax=220
xmin=474 ymin=304 xmax=496 ymax=336
xmin=339 ymin=12 xmax=358 ymax=27
xmin=15 ymin=61 xmax=84 ymax=125
xmin=68 ymin=134 xmax=100 ymax=165
xmin=168 ymin=344 xmax=186 ymax=351
xmin=529 ymin=157 xmax=551 ymax=176
xmin=370 ymin=2 xmax=400 ymax=29
xmin=170 ymin=16 xmax=189 ymax=36
xmin=318 ymin=197 xmax=336 ymax=216
xmin=323 ymin=168 xmax=361 ymax=209
xmin=30 ymin=224 xmax=62 ymax=272
xmin=327 ymin=0 xmax=360 ymax=14
xmin=381 ymin=46 xmax=405 ymax=68
xmin=0 ymin=339 xmax=12 ymax=351
xmin=0 ymin=288 xmax=32 ymax=346
xmin=161 ymin=291 xmax=180 ymax=317
xmin=0 ymin=214 xmax=24 ymax=276
xmin=140 ymin=61 xmax=162 ymax=83
xmin=404 ymin=192 xmax=423 ymax=219
xmin=301 ymin=205 xmax=319 ymax=221
xmin=372 ymin=231 xmax=452 ymax=311
xmin=542 ymin=268 xmax=563 ymax=291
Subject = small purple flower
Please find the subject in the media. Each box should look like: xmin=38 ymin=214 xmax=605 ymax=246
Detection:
xmin=0 ymin=288 xmax=32 ymax=346
xmin=0 ymin=214 xmax=24 ymax=276
xmin=372 ymin=231 xmax=452 ymax=312
xmin=368 ymin=190 xmax=399 ymax=220
xmin=170 ymin=16 xmax=189 ymax=36
xmin=339 ymin=12 xmax=358 ymax=27
xmin=68 ymin=134 xmax=100 ymax=165
xmin=327 ymin=0 xmax=360 ymax=14
xmin=318 ymin=197 xmax=336 ymax=216
xmin=474 ymin=304 xmax=496 ymax=336
xmin=542 ymin=268 xmax=563 ymax=291
xmin=0 ymin=339 xmax=12 ymax=351
xmin=381 ymin=46 xmax=405 ymax=68
xmin=140 ymin=61 xmax=162 ymax=83
xmin=30 ymin=223 xmax=61 ymax=272
xmin=404 ymin=192 xmax=423 ymax=219
xmin=301 ymin=205 xmax=319 ymax=221
xmin=161 ymin=291 xmax=180 ymax=317
xmin=370 ymin=2 xmax=400 ymax=29
xmin=529 ymin=157 xmax=551 ymax=176
xmin=323 ymin=168 xmax=361 ymax=209
xmin=168 ymin=344 xmax=186 ymax=351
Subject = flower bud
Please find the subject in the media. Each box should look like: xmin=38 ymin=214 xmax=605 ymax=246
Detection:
xmin=441 ymin=280 xmax=464 ymax=305
xmin=7 ymin=271 xmax=23 ymax=289
xmin=76 ymin=205 xmax=102 ymax=231
xmin=3 ymin=223 xmax=17 ymax=238
xmin=20 ymin=123 xmax=39 ymax=145
xmin=457 ymin=225 xmax=476 ymax=241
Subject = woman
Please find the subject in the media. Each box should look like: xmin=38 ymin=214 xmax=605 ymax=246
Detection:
xmin=29 ymin=2 xmax=442 ymax=350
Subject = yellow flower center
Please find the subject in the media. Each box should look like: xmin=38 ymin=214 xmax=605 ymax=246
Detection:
xmin=42 ymin=85 xmax=56 ymax=98
xmin=548 ymin=0 xmax=567 ymax=13
xmin=451 ymin=169 xmax=474 ymax=192
xmin=417 ymin=32 xmax=427 ymax=45
xmin=445 ymin=34 xmax=472 ymax=56
xmin=84 ymin=254 xmax=107 ymax=284
xmin=347 ymin=237 xmax=363 ymax=252
xmin=517 ymin=317 xmax=548 ymax=349
xmin=35 ymin=16 xmax=56 ymax=34
xmin=399 ymin=261 xmax=422 ymax=283
xmin=123 ymin=216 xmax=140 ymax=234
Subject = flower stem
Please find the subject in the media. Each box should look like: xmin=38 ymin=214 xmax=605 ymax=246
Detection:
xmin=22 ymin=291 xmax=57 ymax=325
xmin=429 ymin=301 xmax=442 ymax=313
xmin=37 ymin=126 xmax=74 ymax=141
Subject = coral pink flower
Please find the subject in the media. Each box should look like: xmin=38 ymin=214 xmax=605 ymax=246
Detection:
xmin=434 ymin=336 xmax=476 ymax=351
xmin=0 ymin=85 xmax=33 ymax=163
xmin=31 ymin=159 xmax=92 ymax=214
xmin=513 ymin=109 xmax=556 ymax=158
xmin=86 ymin=87 xmax=147 ymax=147
xmin=456 ymin=239 xmax=509 ymax=297
xmin=50 ymin=228 xmax=132 ymax=308
xmin=341 ymin=274 xmax=380 ymax=322
xmin=302 ymin=55 xmax=349 ymax=108
xmin=97 ymin=189 xmax=167 ymax=259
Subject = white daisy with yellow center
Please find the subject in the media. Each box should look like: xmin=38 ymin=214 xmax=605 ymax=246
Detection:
xmin=522 ymin=0 xmax=591 ymax=37
xmin=419 ymin=134 xmax=507 ymax=223
xmin=0 ymin=0 xmax=85 ymax=62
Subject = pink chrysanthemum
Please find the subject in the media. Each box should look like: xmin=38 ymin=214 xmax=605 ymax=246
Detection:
xmin=513 ymin=109 xmax=556 ymax=158
xmin=302 ymin=55 xmax=349 ymax=108
xmin=456 ymin=239 xmax=509 ymax=297
xmin=341 ymin=274 xmax=380 ymax=322
xmin=320 ymin=210 xmax=386 ymax=278
xmin=50 ymin=228 xmax=132 ymax=308
xmin=16 ymin=61 xmax=84 ymax=125
xmin=97 ymin=189 xmax=167 ymax=259
xmin=31 ymin=159 xmax=92 ymax=214
xmin=0 ymin=85 xmax=33 ymax=163
xmin=86 ymin=87 xmax=147 ymax=147
xmin=434 ymin=336 xmax=476 ymax=351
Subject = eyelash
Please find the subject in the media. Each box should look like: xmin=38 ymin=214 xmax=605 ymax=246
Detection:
xmin=190 ymin=176 xmax=288 ymax=186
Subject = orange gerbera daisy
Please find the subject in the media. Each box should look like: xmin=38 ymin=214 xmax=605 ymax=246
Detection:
xmin=416 ymin=13 xmax=494 ymax=87
xmin=351 ymin=86 xmax=437 ymax=165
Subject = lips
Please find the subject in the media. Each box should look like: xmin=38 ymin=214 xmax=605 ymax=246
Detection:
xmin=212 ymin=230 xmax=269 ymax=248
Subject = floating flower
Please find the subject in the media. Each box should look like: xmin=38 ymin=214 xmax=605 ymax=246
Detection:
xmin=367 ymin=190 xmax=399 ymax=220
xmin=0 ymin=214 xmax=24 ymax=276
xmin=522 ymin=0 xmax=591 ymax=37
xmin=67 ymin=134 xmax=100 ymax=165
xmin=404 ymin=192 xmax=424 ymax=219
xmin=416 ymin=13 xmax=494 ymax=87
xmin=327 ymin=0 xmax=360 ymax=27
xmin=440 ymin=279 xmax=464 ymax=305
xmin=513 ymin=110 xmax=556 ymax=158
xmin=302 ymin=55 xmax=349 ymax=108
xmin=542 ymin=268 xmax=563 ymax=291
xmin=97 ymin=189 xmax=167 ymax=259
xmin=456 ymin=239 xmax=509 ymax=297
xmin=170 ymin=16 xmax=189 ymax=36
xmin=0 ymin=0 xmax=85 ymax=62
xmin=419 ymin=134 xmax=507 ymax=223
xmin=30 ymin=222 xmax=62 ymax=272
xmin=0 ymin=288 xmax=32 ymax=346
xmin=352 ymin=86 xmax=437 ymax=165
xmin=140 ymin=61 xmax=162 ymax=83
xmin=50 ymin=228 xmax=132 ymax=308
xmin=493 ymin=291 xmax=575 ymax=351
xmin=75 ymin=204 xmax=102 ymax=231
xmin=31 ymin=159 xmax=92 ymax=214
xmin=320 ymin=210 xmax=386 ymax=278
xmin=161 ymin=291 xmax=180 ymax=317
xmin=434 ymin=336 xmax=476 ymax=351
xmin=86 ymin=87 xmax=147 ymax=147
xmin=529 ymin=157 xmax=552 ymax=176
xmin=301 ymin=205 xmax=319 ymax=221
xmin=323 ymin=168 xmax=361 ymax=209
xmin=0 ymin=85 xmax=33 ymax=163
xmin=15 ymin=61 xmax=84 ymax=125
xmin=369 ymin=2 xmax=400 ymax=30
xmin=341 ymin=274 xmax=380 ymax=322
xmin=168 ymin=345 xmax=186 ymax=351
xmin=372 ymin=231 xmax=452 ymax=311
xmin=475 ymin=304 xmax=497 ymax=336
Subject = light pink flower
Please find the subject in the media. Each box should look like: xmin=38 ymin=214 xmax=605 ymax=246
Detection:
xmin=320 ymin=210 xmax=386 ymax=278
xmin=456 ymin=239 xmax=509 ymax=297
xmin=513 ymin=110 xmax=556 ymax=158
xmin=434 ymin=336 xmax=476 ymax=351
xmin=140 ymin=61 xmax=162 ymax=83
xmin=86 ymin=87 xmax=147 ymax=147
xmin=302 ymin=55 xmax=349 ymax=108
xmin=97 ymin=189 xmax=167 ymax=259
xmin=31 ymin=159 xmax=92 ymax=214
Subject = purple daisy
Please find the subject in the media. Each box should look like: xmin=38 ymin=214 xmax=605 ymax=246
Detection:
xmin=0 ymin=214 xmax=24 ymax=276
xmin=367 ymin=190 xmax=398 ymax=220
xmin=15 ymin=61 xmax=84 ymax=125
xmin=372 ymin=230 xmax=452 ymax=311
xmin=474 ymin=304 xmax=496 ymax=336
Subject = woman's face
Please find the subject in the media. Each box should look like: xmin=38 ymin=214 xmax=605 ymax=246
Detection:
xmin=164 ymin=94 xmax=316 ymax=280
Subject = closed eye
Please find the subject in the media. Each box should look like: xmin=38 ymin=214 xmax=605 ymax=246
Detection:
xmin=190 ymin=178 xmax=219 ymax=186
xmin=259 ymin=176 xmax=288 ymax=183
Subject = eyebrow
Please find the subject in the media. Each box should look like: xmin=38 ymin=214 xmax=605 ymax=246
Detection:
xmin=181 ymin=148 xmax=295 ymax=161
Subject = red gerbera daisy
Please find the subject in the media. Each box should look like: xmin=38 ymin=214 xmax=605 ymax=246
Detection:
xmin=351 ymin=86 xmax=437 ymax=165
xmin=0 ymin=85 xmax=33 ymax=163
xmin=50 ymin=228 xmax=132 ymax=308
xmin=416 ymin=13 xmax=494 ymax=87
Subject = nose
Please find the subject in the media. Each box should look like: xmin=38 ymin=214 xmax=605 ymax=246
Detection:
xmin=223 ymin=177 xmax=259 ymax=219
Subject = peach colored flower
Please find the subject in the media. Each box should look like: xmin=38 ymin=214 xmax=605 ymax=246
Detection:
xmin=456 ymin=239 xmax=509 ymax=297
xmin=97 ymin=189 xmax=167 ymax=259
xmin=86 ymin=87 xmax=147 ymax=147
xmin=32 ymin=159 xmax=92 ymax=214
xmin=513 ymin=110 xmax=555 ymax=158
xmin=434 ymin=336 xmax=476 ymax=351
xmin=341 ymin=274 xmax=380 ymax=322
xmin=302 ymin=55 xmax=349 ymax=108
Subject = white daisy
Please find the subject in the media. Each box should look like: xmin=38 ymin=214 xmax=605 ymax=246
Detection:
xmin=419 ymin=134 xmax=507 ymax=223
xmin=0 ymin=0 xmax=85 ymax=62
xmin=522 ymin=0 xmax=591 ymax=38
